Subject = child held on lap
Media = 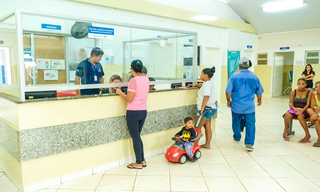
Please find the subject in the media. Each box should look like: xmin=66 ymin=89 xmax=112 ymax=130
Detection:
xmin=175 ymin=117 xmax=197 ymax=160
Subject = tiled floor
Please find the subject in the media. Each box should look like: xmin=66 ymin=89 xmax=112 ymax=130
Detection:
xmin=2 ymin=97 xmax=320 ymax=192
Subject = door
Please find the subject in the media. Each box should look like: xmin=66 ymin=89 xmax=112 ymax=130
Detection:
xmin=244 ymin=50 xmax=254 ymax=72
xmin=273 ymin=53 xmax=284 ymax=97
xmin=205 ymin=47 xmax=220 ymax=104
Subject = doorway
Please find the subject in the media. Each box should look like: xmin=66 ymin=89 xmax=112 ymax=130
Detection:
xmin=244 ymin=50 xmax=254 ymax=72
xmin=204 ymin=47 xmax=220 ymax=104
xmin=272 ymin=52 xmax=294 ymax=97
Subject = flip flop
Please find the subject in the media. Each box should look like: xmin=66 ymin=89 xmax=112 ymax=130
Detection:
xmin=127 ymin=163 xmax=142 ymax=169
xmin=299 ymin=139 xmax=312 ymax=143
xmin=313 ymin=143 xmax=320 ymax=147
xmin=283 ymin=136 xmax=290 ymax=141
xmin=200 ymin=145 xmax=211 ymax=149
xmin=308 ymin=122 xmax=315 ymax=128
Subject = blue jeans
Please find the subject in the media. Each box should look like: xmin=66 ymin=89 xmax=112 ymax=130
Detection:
xmin=181 ymin=141 xmax=194 ymax=157
xmin=241 ymin=116 xmax=245 ymax=132
xmin=198 ymin=108 xmax=217 ymax=120
xmin=232 ymin=111 xmax=256 ymax=146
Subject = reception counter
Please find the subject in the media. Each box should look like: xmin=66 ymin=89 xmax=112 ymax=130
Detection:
xmin=0 ymin=88 xmax=216 ymax=192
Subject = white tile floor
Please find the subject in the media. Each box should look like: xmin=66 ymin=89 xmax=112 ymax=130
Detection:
xmin=2 ymin=97 xmax=320 ymax=192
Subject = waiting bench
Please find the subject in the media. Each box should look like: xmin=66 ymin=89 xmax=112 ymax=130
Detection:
xmin=288 ymin=117 xmax=311 ymax=136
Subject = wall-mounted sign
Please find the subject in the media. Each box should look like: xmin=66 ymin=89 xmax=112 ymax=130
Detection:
xmin=247 ymin=45 xmax=252 ymax=49
xmin=280 ymin=47 xmax=290 ymax=50
xmin=52 ymin=59 xmax=65 ymax=70
xmin=189 ymin=39 xmax=194 ymax=43
xmin=36 ymin=59 xmax=51 ymax=69
xmin=88 ymin=26 xmax=114 ymax=39
xmin=0 ymin=40 xmax=3 ymax=44
xmin=41 ymin=24 xmax=61 ymax=32
xmin=228 ymin=51 xmax=240 ymax=78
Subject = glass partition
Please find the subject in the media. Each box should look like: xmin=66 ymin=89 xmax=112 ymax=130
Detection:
xmin=1 ymin=10 xmax=197 ymax=101
xmin=0 ymin=14 xmax=20 ymax=97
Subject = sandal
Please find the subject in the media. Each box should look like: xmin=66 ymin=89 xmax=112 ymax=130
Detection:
xmin=127 ymin=163 xmax=142 ymax=169
xmin=313 ymin=143 xmax=320 ymax=147
xmin=308 ymin=122 xmax=315 ymax=128
xmin=283 ymin=136 xmax=290 ymax=141
xmin=299 ymin=139 xmax=312 ymax=143
xmin=201 ymin=145 xmax=211 ymax=149
xmin=142 ymin=161 xmax=147 ymax=167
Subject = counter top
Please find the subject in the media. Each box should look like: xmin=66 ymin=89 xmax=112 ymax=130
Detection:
xmin=0 ymin=87 xmax=198 ymax=104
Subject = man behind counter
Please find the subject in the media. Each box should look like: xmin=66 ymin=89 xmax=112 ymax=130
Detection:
xmin=75 ymin=47 xmax=105 ymax=96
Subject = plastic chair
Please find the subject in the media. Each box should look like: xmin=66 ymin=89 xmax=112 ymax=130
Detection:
xmin=283 ymin=71 xmax=293 ymax=95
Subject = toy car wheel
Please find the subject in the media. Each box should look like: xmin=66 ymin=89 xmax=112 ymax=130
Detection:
xmin=179 ymin=154 xmax=187 ymax=164
xmin=194 ymin=150 xmax=201 ymax=160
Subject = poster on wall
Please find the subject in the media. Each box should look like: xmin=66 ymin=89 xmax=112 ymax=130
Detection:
xmin=227 ymin=51 xmax=240 ymax=78
xmin=51 ymin=59 xmax=65 ymax=69
xmin=36 ymin=59 xmax=51 ymax=69
xmin=44 ymin=70 xmax=58 ymax=80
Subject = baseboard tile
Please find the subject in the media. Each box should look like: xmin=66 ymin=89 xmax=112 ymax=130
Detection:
xmin=24 ymin=177 xmax=60 ymax=192
xmin=61 ymin=168 xmax=92 ymax=183
xmin=93 ymin=161 xmax=119 ymax=174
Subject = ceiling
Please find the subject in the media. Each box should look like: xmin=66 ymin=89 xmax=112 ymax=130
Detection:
xmin=227 ymin=0 xmax=320 ymax=34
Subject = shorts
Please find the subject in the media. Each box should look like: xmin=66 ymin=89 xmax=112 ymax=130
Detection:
xmin=198 ymin=108 xmax=217 ymax=120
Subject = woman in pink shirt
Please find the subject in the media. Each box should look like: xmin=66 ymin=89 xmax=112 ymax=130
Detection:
xmin=116 ymin=60 xmax=149 ymax=169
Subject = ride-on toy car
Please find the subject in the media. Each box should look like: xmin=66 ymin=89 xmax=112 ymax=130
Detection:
xmin=165 ymin=106 xmax=212 ymax=164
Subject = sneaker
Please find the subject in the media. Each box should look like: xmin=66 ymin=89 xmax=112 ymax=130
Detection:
xmin=245 ymin=144 xmax=254 ymax=151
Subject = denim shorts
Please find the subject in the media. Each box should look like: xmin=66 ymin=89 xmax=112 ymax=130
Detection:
xmin=198 ymin=108 xmax=217 ymax=120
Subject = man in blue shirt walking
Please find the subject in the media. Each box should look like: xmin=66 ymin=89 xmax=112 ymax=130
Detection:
xmin=226 ymin=57 xmax=264 ymax=151
xmin=75 ymin=47 xmax=105 ymax=96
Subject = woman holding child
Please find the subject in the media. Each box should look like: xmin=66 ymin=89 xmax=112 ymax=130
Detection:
xmin=307 ymin=81 xmax=320 ymax=147
xmin=283 ymin=78 xmax=312 ymax=143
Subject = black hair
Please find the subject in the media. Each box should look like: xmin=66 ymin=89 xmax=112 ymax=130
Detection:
xmin=249 ymin=60 xmax=252 ymax=68
xmin=298 ymin=78 xmax=307 ymax=84
xmin=149 ymin=77 xmax=155 ymax=81
xmin=90 ymin=47 xmax=104 ymax=57
xmin=109 ymin=74 xmax=121 ymax=83
xmin=142 ymin=66 xmax=147 ymax=75
xmin=202 ymin=66 xmax=216 ymax=78
xmin=304 ymin=64 xmax=313 ymax=75
xmin=131 ymin=59 xmax=143 ymax=73
xmin=184 ymin=117 xmax=193 ymax=123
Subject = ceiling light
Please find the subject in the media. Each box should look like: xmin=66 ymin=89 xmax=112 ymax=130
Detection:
xmin=193 ymin=15 xmax=218 ymax=21
xmin=263 ymin=0 xmax=304 ymax=12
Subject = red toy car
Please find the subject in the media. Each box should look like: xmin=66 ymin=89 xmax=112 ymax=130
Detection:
xmin=165 ymin=106 xmax=212 ymax=164
xmin=165 ymin=128 xmax=202 ymax=164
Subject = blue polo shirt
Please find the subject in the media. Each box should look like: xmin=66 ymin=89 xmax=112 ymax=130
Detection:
xmin=226 ymin=70 xmax=264 ymax=114
xmin=75 ymin=58 xmax=105 ymax=95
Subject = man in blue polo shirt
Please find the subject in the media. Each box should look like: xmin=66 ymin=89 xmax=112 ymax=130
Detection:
xmin=226 ymin=57 xmax=264 ymax=151
xmin=75 ymin=47 xmax=105 ymax=96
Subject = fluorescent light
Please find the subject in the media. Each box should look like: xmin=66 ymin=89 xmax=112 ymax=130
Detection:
xmin=263 ymin=0 xmax=304 ymax=12
xmin=216 ymin=0 xmax=227 ymax=4
xmin=193 ymin=15 xmax=218 ymax=21
xmin=126 ymin=42 xmax=145 ymax=45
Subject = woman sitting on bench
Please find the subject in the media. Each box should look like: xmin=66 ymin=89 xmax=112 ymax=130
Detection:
xmin=307 ymin=81 xmax=320 ymax=147
xmin=283 ymin=78 xmax=312 ymax=142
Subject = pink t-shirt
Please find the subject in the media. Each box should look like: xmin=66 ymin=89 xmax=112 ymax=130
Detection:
xmin=127 ymin=76 xmax=149 ymax=110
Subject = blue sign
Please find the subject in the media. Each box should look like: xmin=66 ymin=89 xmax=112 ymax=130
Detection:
xmin=88 ymin=26 xmax=114 ymax=39
xmin=189 ymin=39 xmax=193 ymax=43
xmin=41 ymin=24 xmax=61 ymax=31
xmin=228 ymin=51 xmax=240 ymax=78
xmin=247 ymin=45 xmax=252 ymax=49
xmin=24 ymin=47 xmax=31 ymax=56
xmin=280 ymin=47 xmax=290 ymax=50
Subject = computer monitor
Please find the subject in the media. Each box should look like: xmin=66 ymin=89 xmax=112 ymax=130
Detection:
xmin=25 ymin=91 xmax=57 ymax=99
xmin=171 ymin=83 xmax=182 ymax=89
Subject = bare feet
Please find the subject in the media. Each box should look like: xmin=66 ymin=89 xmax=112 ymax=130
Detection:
xmin=299 ymin=135 xmax=311 ymax=143
xmin=313 ymin=143 xmax=320 ymax=147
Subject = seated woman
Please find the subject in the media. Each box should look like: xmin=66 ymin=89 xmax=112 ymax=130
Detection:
xmin=283 ymin=78 xmax=312 ymax=143
xmin=108 ymin=74 xmax=122 ymax=94
xmin=307 ymin=82 xmax=320 ymax=131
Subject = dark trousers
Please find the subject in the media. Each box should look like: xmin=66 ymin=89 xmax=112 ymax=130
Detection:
xmin=126 ymin=110 xmax=147 ymax=164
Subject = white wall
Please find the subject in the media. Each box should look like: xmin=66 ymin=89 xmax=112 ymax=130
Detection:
xmin=146 ymin=0 xmax=244 ymax=22
xmin=258 ymin=29 xmax=320 ymax=67
xmin=0 ymin=0 xmax=257 ymax=104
